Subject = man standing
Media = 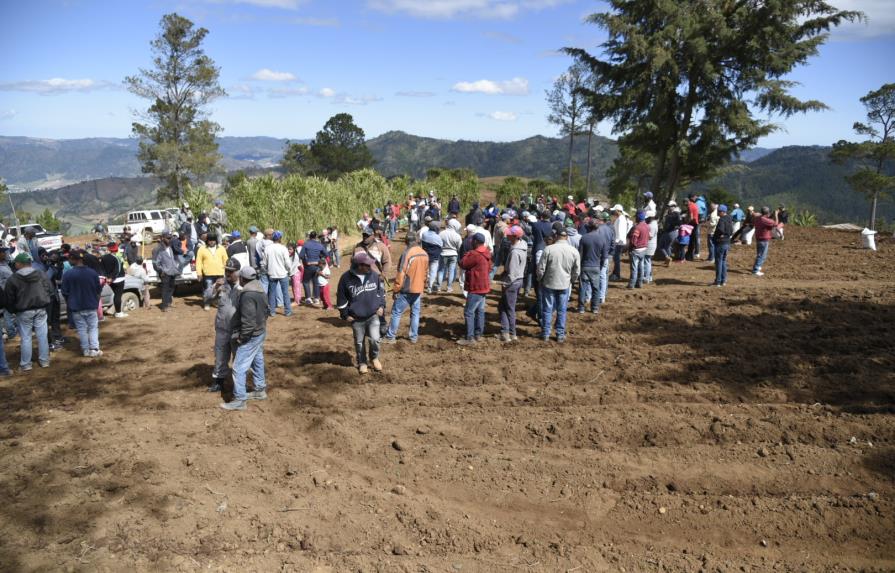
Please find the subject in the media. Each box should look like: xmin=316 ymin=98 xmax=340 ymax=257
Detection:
xmin=437 ymin=219 xmax=462 ymax=292
xmin=730 ymin=203 xmax=746 ymax=236
xmin=0 ymin=248 xmax=16 ymax=341
xmin=752 ymin=206 xmax=778 ymax=277
xmin=354 ymin=228 xmax=392 ymax=276
xmin=209 ymin=258 xmax=242 ymax=392
xmin=712 ymin=205 xmax=734 ymax=286
xmin=457 ymin=233 xmax=492 ymax=346
xmin=22 ymin=228 xmax=46 ymax=272
xmin=61 ymin=250 xmax=103 ymax=357
xmin=420 ymin=222 xmax=443 ymax=294
xmin=210 ymin=199 xmax=228 ymax=238
xmin=627 ymin=211 xmax=650 ymax=289
xmin=685 ymin=195 xmax=701 ymax=260
xmin=384 ymin=234 xmax=428 ymax=344
xmin=301 ymin=231 xmax=328 ymax=305
xmin=336 ymin=253 xmax=386 ymax=374
xmin=226 ymin=230 xmax=251 ymax=269
xmin=220 ymin=266 xmax=269 ymax=411
xmin=706 ymin=203 xmax=720 ymax=263
xmin=5 ymin=253 xmax=53 ymax=371
xmin=262 ymin=231 xmax=292 ymax=317
xmin=577 ymin=219 xmax=603 ymax=314
xmin=152 ymin=231 xmax=181 ymax=312
xmin=609 ymin=205 xmax=630 ymax=281
xmin=498 ymin=226 xmax=526 ymax=342
xmin=196 ymin=234 xmax=229 ymax=311
xmin=537 ymin=229 xmax=580 ymax=343
xmin=101 ymin=243 xmax=128 ymax=318
xmin=594 ymin=212 xmax=615 ymax=309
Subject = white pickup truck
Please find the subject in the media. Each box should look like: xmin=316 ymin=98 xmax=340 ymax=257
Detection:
xmin=108 ymin=209 xmax=175 ymax=242
xmin=1 ymin=224 xmax=64 ymax=252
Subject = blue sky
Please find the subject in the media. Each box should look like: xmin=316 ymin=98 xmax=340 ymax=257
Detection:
xmin=1 ymin=0 xmax=893 ymax=146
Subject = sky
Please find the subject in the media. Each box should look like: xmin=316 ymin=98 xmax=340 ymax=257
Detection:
xmin=0 ymin=0 xmax=893 ymax=147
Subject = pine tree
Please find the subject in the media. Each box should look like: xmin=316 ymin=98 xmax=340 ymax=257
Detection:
xmin=126 ymin=13 xmax=226 ymax=202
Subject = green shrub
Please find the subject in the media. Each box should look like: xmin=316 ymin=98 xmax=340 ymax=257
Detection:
xmin=791 ymin=210 xmax=818 ymax=227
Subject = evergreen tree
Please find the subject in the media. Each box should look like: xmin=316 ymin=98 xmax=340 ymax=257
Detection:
xmin=567 ymin=0 xmax=861 ymax=217
xmin=546 ymin=63 xmax=587 ymax=193
xmin=831 ymin=83 xmax=895 ymax=230
xmin=126 ymin=13 xmax=226 ymax=202
xmin=308 ymin=113 xmax=374 ymax=180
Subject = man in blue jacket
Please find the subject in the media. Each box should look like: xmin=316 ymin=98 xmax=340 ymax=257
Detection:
xmin=577 ymin=219 xmax=608 ymax=314
xmin=299 ymin=231 xmax=327 ymax=305
xmin=594 ymin=212 xmax=615 ymax=308
xmin=61 ymin=250 xmax=103 ymax=357
xmin=337 ymin=252 xmax=386 ymax=375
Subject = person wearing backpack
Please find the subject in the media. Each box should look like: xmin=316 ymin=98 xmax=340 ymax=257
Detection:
xmin=5 ymin=252 xmax=54 ymax=372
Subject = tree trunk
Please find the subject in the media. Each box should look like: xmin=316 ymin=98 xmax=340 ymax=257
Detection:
xmin=585 ymin=125 xmax=594 ymax=197
xmin=870 ymin=190 xmax=879 ymax=231
xmin=567 ymin=129 xmax=575 ymax=193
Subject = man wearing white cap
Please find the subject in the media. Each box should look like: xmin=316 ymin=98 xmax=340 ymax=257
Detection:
xmin=609 ymin=205 xmax=631 ymax=281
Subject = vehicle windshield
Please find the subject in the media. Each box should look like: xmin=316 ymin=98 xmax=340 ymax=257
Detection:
xmin=150 ymin=212 xmax=162 ymax=220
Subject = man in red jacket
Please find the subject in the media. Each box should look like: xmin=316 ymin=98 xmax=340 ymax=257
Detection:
xmin=751 ymin=206 xmax=777 ymax=276
xmin=457 ymin=233 xmax=492 ymax=345
xmin=685 ymin=195 xmax=701 ymax=261
xmin=627 ymin=210 xmax=650 ymax=288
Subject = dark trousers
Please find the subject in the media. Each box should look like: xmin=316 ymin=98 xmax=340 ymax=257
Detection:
xmin=498 ymin=279 xmax=522 ymax=335
xmin=160 ymin=274 xmax=176 ymax=309
xmin=686 ymin=224 xmax=701 ymax=260
xmin=48 ymin=299 xmax=62 ymax=340
xmin=302 ymin=265 xmax=320 ymax=300
xmin=110 ymin=280 xmax=124 ymax=313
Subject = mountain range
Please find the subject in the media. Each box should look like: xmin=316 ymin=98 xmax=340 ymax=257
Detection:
xmin=0 ymin=132 xmax=889 ymax=231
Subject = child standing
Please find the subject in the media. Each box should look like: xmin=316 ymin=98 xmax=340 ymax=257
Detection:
xmin=318 ymin=259 xmax=333 ymax=310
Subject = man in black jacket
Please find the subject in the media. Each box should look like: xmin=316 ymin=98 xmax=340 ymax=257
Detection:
xmin=5 ymin=253 xmax=54 ymax=372
xmin=712 ymin=204 xmax=734 ymax=287
xmin=336 ymin=252 xmax=386 ymax=375
xmin=220 ymin=266 xmax=269 ymax=411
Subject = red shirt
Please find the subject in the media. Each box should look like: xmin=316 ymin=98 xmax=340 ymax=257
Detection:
xmin=688 ymin=202 xmax=700 ymax=224
xmin=629 ymin=221 xmax=650 ymax=249
xmin=753 ymin=216 xmax=777 ymax=241
xmin=458 ymin=246 xmax=492 ymax=294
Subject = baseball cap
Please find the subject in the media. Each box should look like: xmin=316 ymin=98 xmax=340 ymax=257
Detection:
xmin=239 ymin=266 xmax=257 ymax=280
xmin=225 ymin=257 xmax=242 ymax=271
xmin=14 ymin=252 xmax=32 ymax=264
xmin=507 ymin=226 xmax=523 ymax=238
xmin=472 ymin=233 xmax=486 ymax=244
xmin=272 ymin=231 xmax=283 ymax=241
xmin=644 ymin=191 xmax=654 ymax=198
xmin=231 ymin=230 xmax=241 ymax=239
xmin=718 ymin=204 xmax=728 ymax=213
xmin=636 ymin=210 xmax=646 ymax=221
xmin=600 ymin=211 xmax=611 ymax=221
xmin=611 ymin=204 xmax=625 ymax=212
xmin=68 ymin=250 xmax=83 ymax=261
xmin=353 ymin=252 xmax=376 ymax=267
xmin=248 ymin=225 xmax=259 ymax=233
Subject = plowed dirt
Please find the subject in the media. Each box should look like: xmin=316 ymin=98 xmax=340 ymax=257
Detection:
xmin=1 ymin=227 xmax=893 ymax=572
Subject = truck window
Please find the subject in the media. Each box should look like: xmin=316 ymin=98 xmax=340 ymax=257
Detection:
xmin=151 ymin=212 xmax=162 ymax=220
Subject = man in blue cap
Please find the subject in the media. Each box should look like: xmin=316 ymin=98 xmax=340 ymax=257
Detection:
xmin=226 ymin=229 xmax=251 ymax=269
xmin=262 ymin=231 xmax=292 ymax=316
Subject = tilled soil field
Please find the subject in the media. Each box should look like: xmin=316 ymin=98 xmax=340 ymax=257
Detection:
xmin=1 ymin=226 xmax=893 ymax=572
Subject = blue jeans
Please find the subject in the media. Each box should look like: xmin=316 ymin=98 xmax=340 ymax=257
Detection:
xmin=0 ymin=331 xmax=9 ymax=373
xmin=387 ymin=293 xmax=420 ymax=341
xmin=753 ymin=240 xmax=769 ymax=273
xmin=498 ymin=279 xmax=522 ymax=334
xmin=714 ymin=242 xmax=730 ymax=284
xmin=352 ymin=314 xmax=381 ymax=365
xmin=268 ymin=277 xmax=292 ymax=316
xmin=331 ymin=246 xmax=341 ymax=267
xmin=232 ymin=333 xmax=266 ymax=401
xmin=611 ymin=246 xmax=622 ymax=278
xmin=628 ymin=251 xmax=646 ymax=287
xmin=464 ymin=293 xmax=486 ymax=339
xmin=388 ymin=219 xmax=398 ymax=239
xmin=643 ymin=255 xmax=653 ymax=283
xmin=17 ymin=308 xmax=49 ymax=368
xmin=3 ymin=312 xmax=16 ymax=339
xmin=579 ymin=267 xmax=600 ymax=311
xmin=437 ymin=255 xmax=458 ymax=291
xmin=71 ymin=309 xmax=100 ymax=354
xmin=203 ymin=276 xmax=222 ymax=307
xmin=427 ymin=260 xmax=440 ymax=292
xmin=707 ymin=234 xmax=716 ymax=262
xmin=540 ymin=287 xmax=570 ymax=339
xmin=597 ymin=260 xmax=609 ymax=304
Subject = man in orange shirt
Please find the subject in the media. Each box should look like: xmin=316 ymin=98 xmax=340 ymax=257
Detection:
xmin=384 ymin=234 xmax=428 ymax=343
xmin=685 ymin=195 xmax=701 ymax=261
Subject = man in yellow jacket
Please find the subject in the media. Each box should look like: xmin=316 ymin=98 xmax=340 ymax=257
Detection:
xmin=383 ymin=233 xmax=428 ymax=344
xmin=196 ymin=234 xmax=229 ymax=311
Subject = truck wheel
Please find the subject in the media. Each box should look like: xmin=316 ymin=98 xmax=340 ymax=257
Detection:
xmin=121 ymin=292 xmax=140 ymax=313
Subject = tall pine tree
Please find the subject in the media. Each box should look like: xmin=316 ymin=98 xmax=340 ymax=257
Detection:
xmin=568 ymin=0 xmax=861 ymax=216
xmin=126 ymin=13 xmax=226 ymax=202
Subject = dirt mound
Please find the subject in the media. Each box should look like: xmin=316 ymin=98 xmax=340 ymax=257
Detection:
xmin=1 ymin=227 xmax=893 ymax=572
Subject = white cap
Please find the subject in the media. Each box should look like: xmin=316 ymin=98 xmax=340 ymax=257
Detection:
xmin=611 ymin=204 xmax=625 ymax=212
xmin=527 ymin=215 xmax=537 ymax=223
xmin=595 ymin=205 xmax=604 ymax=212
xmin=567 ymin=195 xmax=573 ymax=201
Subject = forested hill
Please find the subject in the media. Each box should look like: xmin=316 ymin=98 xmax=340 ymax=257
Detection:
xmin=704 ymin=145 xmax=895 ymax=224
xmin=366 ymin=130 xmax=620 ymax=181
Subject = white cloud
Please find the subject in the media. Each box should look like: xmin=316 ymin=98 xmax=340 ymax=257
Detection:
xmin=268 ymin=86 xmax=310 ymax=98
xmin=318 ymin=87 xmax=336 ymax=97
xmin=452 ymin=77 xmax=529 ymax=95
xmin=396 ymin=90 xmax=436 ymax=97
xmin=0 ymin=109 xmax=16 ymax=120
xmin=829 ymin=0 xmax=895 ymax=38
xmin=229 ymin=84 xmax=257 ymax=99
xmin=368 ymin=0 xmax=571 ymax=20
xmin=0 ymin=78 xmax=117 ymax=94
xmin=487 ymin=111 xmax=517 ymax=121
xmin=250 ymin=68 xmax=298 ymax=81
xmin=291 ymin=16 xmax=340 ymax=27
xmin=482 ymin=30 xmax=523 ymax=44
xmin=338 ymin=95 xmax=383 ymax=105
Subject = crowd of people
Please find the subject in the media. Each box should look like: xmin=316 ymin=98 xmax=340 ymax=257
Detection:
xmin=0 ymin=192 xmax=787 ymax=412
